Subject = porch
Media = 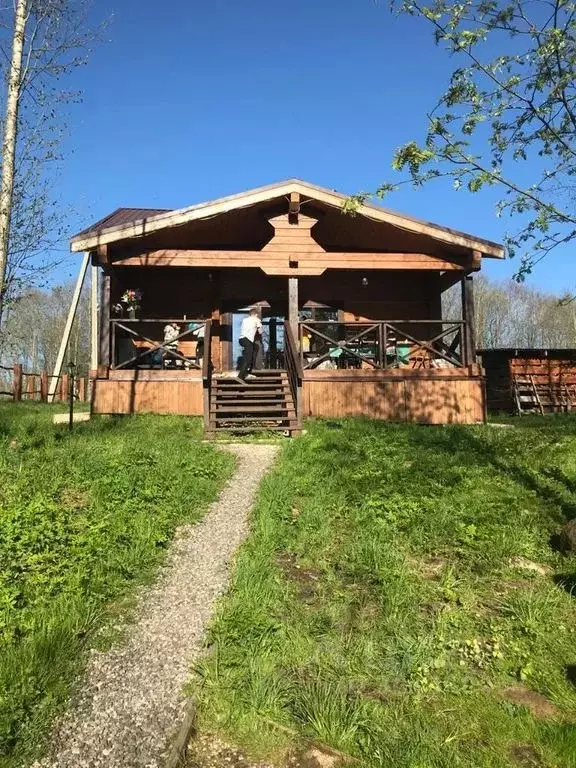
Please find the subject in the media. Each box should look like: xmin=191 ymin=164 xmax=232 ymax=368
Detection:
xmin=92 ymin=312 xmax=485 ymax=429
xmin=69 ymin=179 xmax=503 ymax=429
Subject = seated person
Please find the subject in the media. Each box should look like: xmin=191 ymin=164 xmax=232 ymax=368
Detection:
xmin=163 ymin=322 xmax=180 ymax=364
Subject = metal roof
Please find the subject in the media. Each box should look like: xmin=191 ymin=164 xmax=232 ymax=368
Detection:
xmin=75 ymin=207 xmax=172 ymax=239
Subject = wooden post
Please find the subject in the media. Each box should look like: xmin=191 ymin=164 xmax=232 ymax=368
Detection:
xmin=60 ymin=374 xmax=69 ymax=403
xmin=99 ymin=269 xmax=111 ymax=374
xmin=78 ymin=376 xmax=87 ymax=402
xmin=40 ymin=370 xmax=48 ymax=402
xmin=461 ymin=275 xmax=476 ymax=366
xmin=27 ymin=375 xmax=35 ymax=400
xmin=269 ymin=317 xmax=278 ymax=369
xmin=48 ymin=251 xmax=90 ymax=402
xmin=13 ymin=363 xmax=22 ymax=401
xmin=91 ymin=259 xmax=99 ymax=371
xmin=288 ymin=277 xmax=298 ymax=342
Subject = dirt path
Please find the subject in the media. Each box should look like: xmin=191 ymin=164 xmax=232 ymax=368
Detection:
xmin=34 ymin=443 xmax=279 ymax=768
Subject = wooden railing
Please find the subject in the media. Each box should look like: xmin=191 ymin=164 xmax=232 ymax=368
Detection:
xmin=202 ymin=320 xmax=213 ymax=432
xmin=284 ymin=321 xmax=303 ymax=429
xmin=0 ymin=363 xmax=88 ymax=402
xmin=109 ymin=318 xmax=205 ymax=370
xmin=298 ymin=320 xmax=468 ymax=370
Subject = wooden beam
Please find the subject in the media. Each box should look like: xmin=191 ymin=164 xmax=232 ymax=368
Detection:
xmin=288 ymin=277 xmax=298 ymax=339
xmin=439 ymin=271 xmax=465 ymax=293
xmin=289 ymin=191 xmax=300 ymax=223
xmin=461 ymin=275 xmax=476 ymax=366
xmin=90 ymin=257 xmax=99 ymax=371
xmin=99 ymin=269 xmax=111 ymax=374
xmin=48 ymin=252 xmax=90 ymax=402
xmin=97 ymin=244 xmax=110 ymax=265
xmin=113 ymin=249 xmax=471 ymax=272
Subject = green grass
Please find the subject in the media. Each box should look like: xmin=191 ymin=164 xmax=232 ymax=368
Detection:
xmin=0 ymin=403 xmax=235 ymax=767
xmin=195 ymin=416 xmax=576 ymax=768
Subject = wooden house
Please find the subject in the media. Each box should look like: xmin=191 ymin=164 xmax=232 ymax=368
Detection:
xmin=478 ymin=348 xmax=576 ymax=415
xmin=70 ymin=179 xmax=504 ymax=433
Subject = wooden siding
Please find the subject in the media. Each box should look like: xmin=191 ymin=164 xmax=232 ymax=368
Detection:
xmin=480 ymin=350 xmax=576 ymax=413
xmin=302 ymin=369 xmax=485 ymax=424
xmin=92 ymin=377 xmax=203 ymax=415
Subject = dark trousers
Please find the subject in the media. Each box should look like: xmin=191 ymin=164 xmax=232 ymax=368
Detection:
xmin=238 ymin=337 xmax=254 ymax=379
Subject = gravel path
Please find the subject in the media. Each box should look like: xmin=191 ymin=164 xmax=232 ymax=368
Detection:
xmin=34 ymin=443 xmax=279 ymax=768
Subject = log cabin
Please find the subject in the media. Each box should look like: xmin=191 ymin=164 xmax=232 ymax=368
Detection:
xmin=70 ymin=179 xmax=505 ymax=434
xmin=479 ymin=348 xmax=576 ymax=415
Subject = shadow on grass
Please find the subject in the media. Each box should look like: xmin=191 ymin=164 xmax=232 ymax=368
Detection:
xmin=398 ymin=424 xmax=576 ymax=525
xmin=566 ymin=665 xmax=576 ymax=688
xmin=553 ymin=574 xmax=576 ymax=597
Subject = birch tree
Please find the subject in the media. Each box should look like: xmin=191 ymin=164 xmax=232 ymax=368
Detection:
xmin=0 ymin=0 xmax=98 ymax=329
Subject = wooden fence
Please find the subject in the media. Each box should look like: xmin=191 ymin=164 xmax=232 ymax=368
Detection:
xmin=0 ymin=364 xmax=89 ymax=403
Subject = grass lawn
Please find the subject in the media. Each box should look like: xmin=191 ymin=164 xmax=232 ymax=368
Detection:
xmin=0 ymin=403 xmax=234 ymax=768
xmin=195 ymin=416 xmax=576 ymax=768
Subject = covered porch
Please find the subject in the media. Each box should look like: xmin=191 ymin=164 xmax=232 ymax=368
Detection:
xmin=69 ymin=179 xmax=503 ymax=430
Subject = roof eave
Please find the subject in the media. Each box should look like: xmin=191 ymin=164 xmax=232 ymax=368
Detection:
xmin=70 ymin=179 xmax=505 ymax=258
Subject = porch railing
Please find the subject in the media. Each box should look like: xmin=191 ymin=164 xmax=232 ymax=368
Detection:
xmin=284 ymin=321 xmax=303 ymax=429
xmin=109 ymin=318 xmax=205 ymax=370
xmin=299 ymin=320 xmax=468 ymax=370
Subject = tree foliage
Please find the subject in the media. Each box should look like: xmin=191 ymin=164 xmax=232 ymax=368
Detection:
xmin=364 ymin=1 xmax=576 ymax=277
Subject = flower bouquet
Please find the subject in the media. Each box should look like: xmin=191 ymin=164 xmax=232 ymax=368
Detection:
xmin=121 ymin=289 xmax=142 ymax=318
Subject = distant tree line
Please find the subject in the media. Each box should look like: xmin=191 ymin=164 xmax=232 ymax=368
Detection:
xmin=0 ymin=280 xmax=89 ymax=387
xmin=444 ymin=276 xmax=576 ymax=349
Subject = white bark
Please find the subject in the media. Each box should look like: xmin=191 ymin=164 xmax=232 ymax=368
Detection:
xmin=0 ymin=0 xmax=29 ymax=323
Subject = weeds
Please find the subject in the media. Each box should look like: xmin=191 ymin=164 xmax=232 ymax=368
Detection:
xmin=0 ymin=404 xmax=234 ymax=767
xmin=195 ymin=417 xmax=576 ymax=767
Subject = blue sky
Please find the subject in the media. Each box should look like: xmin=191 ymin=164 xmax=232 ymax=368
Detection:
xmin=55 ymin=0 xmax=570 ymax=292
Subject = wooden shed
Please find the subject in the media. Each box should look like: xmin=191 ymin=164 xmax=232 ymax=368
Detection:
xmin=70 ymin=179 xmax=505 ymax=433
xmin=478 ymin=348 xmax=576 ymax=415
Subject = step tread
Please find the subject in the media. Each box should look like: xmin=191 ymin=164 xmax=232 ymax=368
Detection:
xmin=213 ymin=399 xmax=294 ymax=406
xmin=211 ymin=416 xmax=295 ymax=424
xmin=213 ymin=406 xmax=295 ymax=413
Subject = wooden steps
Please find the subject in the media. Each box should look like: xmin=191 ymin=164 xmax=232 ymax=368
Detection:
xmin=207 ymin=370 xmax=299 ymax=435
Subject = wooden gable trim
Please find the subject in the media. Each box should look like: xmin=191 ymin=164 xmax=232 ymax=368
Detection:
xmin=71 ymin=179 xmax=505 ymax=258
xmin=109 ymin=248 xmax=473 ymax=275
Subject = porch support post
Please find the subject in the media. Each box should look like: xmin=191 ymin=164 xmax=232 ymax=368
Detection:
xmin=90 ymin=256 xmax=99 ymax=372
xmin=461 ymin=275 xmax=476 ymax=366
xmin=288 ymin=277 xmax=299 ymax=340
xmin=99 ymin=268 xmax=111 ymax=375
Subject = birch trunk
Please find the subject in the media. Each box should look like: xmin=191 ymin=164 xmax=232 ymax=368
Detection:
xmin=0 ymin=0 xmax=28 ymax=324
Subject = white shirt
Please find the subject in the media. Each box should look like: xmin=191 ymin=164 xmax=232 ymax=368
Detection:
xmin=163 ymin=324 xmax=179 ymax=343
xmin=240 ymin=315 xmax=263 ymax=342
xmin=191 ymin=323 xmax=205 ymax=339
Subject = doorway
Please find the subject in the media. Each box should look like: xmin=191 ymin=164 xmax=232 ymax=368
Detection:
xmin=229 ymin=305 xmax=286 ymax=371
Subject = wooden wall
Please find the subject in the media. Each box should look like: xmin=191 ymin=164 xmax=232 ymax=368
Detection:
xmin=92 ymin=375 xmax=203 ymax=415
xmin=480 ymin=351 xmax=576 ymax=413
xmin=303 ymin=369 xmax=485 ymax=424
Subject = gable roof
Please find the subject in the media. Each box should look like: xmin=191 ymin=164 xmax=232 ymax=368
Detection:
xmin=70 ymin=179 xmax=505 ymax=258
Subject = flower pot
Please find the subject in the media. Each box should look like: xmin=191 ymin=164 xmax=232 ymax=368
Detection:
xmin=128 ymin=307 xmax=137 ymax=320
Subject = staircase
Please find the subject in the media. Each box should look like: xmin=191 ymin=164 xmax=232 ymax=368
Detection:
xmin=207 ymin=370 xmax=300 ymax=435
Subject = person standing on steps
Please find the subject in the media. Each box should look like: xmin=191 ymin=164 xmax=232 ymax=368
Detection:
xmin=237 ymin=307 xmax=263 ymax=382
